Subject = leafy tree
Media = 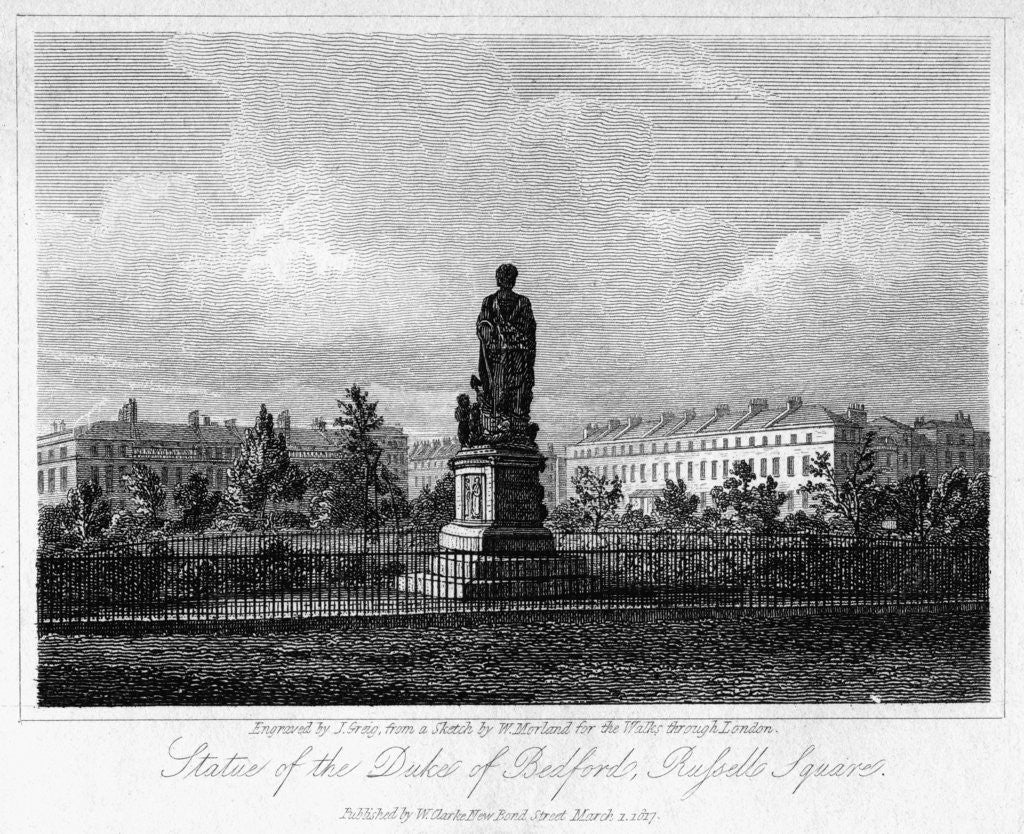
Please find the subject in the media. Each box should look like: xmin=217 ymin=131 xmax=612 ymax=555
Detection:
xmin=227 ymin=404 xmax=306 ymax=528
xmin=711 ymin=460 xmax=786 ymax=531
xmin=376 ymin=464 xmax=409 ymax=526
xmin=568 ymin=466 xmax=624 ymax=532
xmin=410 ymin=470 xmax=456 ymax=530
xmin=65 ymin=481 xmax=112 ymax=544
xmin=546 ymin=499 xmax=587 ymax=532
xmin=884 ymin=469 xmax=932 ymax=541
xmin=173 ymin=471 xmax=222 ymax=530
xmin=799 ymin=430 xmax=884 ymax=539
xmin=309 ymin=459 xmax=369 ymax=529
xmin=122 ymin=463 xmax=166 ymax=526
xmin=653 ymin=478 xmax=700 ymax=529
xmin=926 ymin=468 xmax=989 ymax=541
xmin=615 ymin=504 xmax=657 ymax=531
xmin=38 ymin=504 xmax=75 ymax=549
xmin=335 ymin=385 xmax=386 ymax=530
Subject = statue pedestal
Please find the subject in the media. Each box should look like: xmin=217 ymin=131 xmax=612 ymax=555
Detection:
xmin=400 ymin=445 xmax=593 ymax=599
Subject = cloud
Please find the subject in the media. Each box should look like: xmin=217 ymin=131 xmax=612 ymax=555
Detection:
xmin=608 ymin=39 xmax=779 ymax=101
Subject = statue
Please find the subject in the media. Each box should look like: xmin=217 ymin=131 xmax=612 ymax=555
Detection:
xmin=470 ymin=263 xmax=536 ymax=444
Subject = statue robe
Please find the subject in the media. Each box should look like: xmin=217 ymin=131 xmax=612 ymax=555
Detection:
xmin=476 ymin=288 xmax=536 ymax=420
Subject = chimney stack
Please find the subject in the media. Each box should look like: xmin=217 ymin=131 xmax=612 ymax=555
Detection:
xmin=202 ymin=415 xmax=211 ymax=426
xmin=714 ymin=404 xmax=730 ymax=418
xmin=847 ymin=403 xmax=867 ymax=426
xmin=224 ymin=418 xmax=237 ymax=429
xmin=786 ymin=395 xmax=803 ymax=412
xmin=748 ymin=398 xmax=768 ymax=416
xmin=188 ymin=409 xmax=200 ymax=429
xmin=51 ymin=420 xmax=58 ymax=433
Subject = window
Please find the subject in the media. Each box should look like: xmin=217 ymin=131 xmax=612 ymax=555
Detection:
xmin=630 ymin=465 xmax=636 ymax=483
xmin=786 ymin=491 xmax=794 ymax=511
xmin=919 ymin=453 xmax=926 ymax=468
xmin=120 ymin=445 xmax=127 ymax=457
xmin=946 ymin=434 xmax=953 ymax=445
xmin=959 ymin=434 xmax=965 ymax=446
xmin=90 ymin=445 xmax=99 ymax=457
xmin=805 ymin=433 xmax=812 ymax=443
xmin=790 ymin=434 xmax=797 ymax=445
xmin=90 ymin=466 xmax=99 ymax=484
xmin=117 ymin=466 xmax=127 ymax=489
xmin=802 ymin=455 xmax=810 ymax=476
xmin=945 ymin=451 xmax=953 ymax=467
xmin=959 ymin=450 xmax=966 ymax=463
xmin=37 ymin=451 xmax=43 ymax=464
xmin=886 ymin=454 xmax=892 ymax=467
xmin=104 ymin=466 xmax=114 ymax=492
xmin=723 ymin=438 xmax=729 ymax=449
xmin=700 ymin=440 xmax=706 ymax=450
xmin=772 ymin=458 xmax=780 ymax=476
xmin=902 ymin=453 xmax=908 ymax=466
xmin=612 ymin=465 xmax=619 ymax=478
xmin=761 ymin=436 xmax=768 ymax=446
xmin=775 ymin=435 xmax=781 ymax=446
xmin=723 ymin=459 xmax=729 ymax=477
xmin=687 ymin=462 xmax=693 ymax=480
xmin=749 ymin=436 xmax=756 ymax=447
xmin=675 ymin=441 xmax=681 ymax=452
xmin=60 ymin=446 xmax=67 ymax=459
xmin=700 ymin=461 xmax=706 ymax=479
xmin=711 ymin=439 xmax=718 ymax=449
xmin=675 ymin=462 xmax=681 ymax=480
xmin=175 ymin=467 xmax=183 ymax=485
xmin=840 ymin=453 xmax=849 ymax=469
xmin=664 ymin=461 xmax=670 ymax=480
xmin=217 ymin=469 xmax=224 ymax=488
xmin=802 ymin=491 xmax=809 ymax=509
xmin=664 ymin=443 xmax=669 ymax=453
xmin=700 ymin=492 xmax=707 ymax=506
xmin=160 ymin=467 xmax=168 ymax=485
xmin=651 ymin=464 xmax=657 ymax=481
xmin=60 ymin=467 xmax=68 ymax=490
xmin=47 ymin=469 xmax=55 ymax=493
xmin=105 ymin=444 xmax=113 ymax=458
xmin=48 ymin=449 xmax=54 ymax=461
xmin=37 ymin=471 xmax=43 ymax=494
xmin=629 ymin=445 xmax=634 ymax=455
xmin=760 ymin=458 xmax=767 ymax=477
xmin=639 ymin=444 xmax=645 ymax=454
xmin=787 ymin=456 xmax=795 ymax=476
xmin=687 ymin=441 xmax=694 ymax=451
xmin=572 ymin=450 xmax=578 ymax=459
xmin=711 ymin=461 xmax=718 ymax=480
xmin=214 ymin=447 xmax=222 ymax=460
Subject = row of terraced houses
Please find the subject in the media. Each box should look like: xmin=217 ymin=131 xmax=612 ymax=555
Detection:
xmin=565 ymin=398 xmax=989 ymax=515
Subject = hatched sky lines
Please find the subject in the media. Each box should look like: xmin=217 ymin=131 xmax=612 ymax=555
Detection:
xmin=32 ymin=31 xmax=992 ymax=444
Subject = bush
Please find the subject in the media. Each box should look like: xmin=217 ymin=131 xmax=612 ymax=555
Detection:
xmin=272 ymin=510 xmax=311 ymax=530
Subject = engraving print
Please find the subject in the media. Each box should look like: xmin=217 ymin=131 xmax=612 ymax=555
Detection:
xmin=31 ymin=29 xmax=993 ymax=706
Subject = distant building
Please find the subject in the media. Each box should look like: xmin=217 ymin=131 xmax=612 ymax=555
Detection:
xmin=539 ymin=442 xmax=568 ymax=513
xmin=37 ymin=398 xmax=408 ymax=515
xmin=565 ymin=398 xmax=989 ymax=517
xmin=407 ymin=437 xmax=458 ymax=498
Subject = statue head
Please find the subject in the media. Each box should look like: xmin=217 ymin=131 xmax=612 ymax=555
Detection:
xmin=495 ymin=263 xmax=518 ymax=289
xmin=456 ymin=393 xmax=470 ymax=409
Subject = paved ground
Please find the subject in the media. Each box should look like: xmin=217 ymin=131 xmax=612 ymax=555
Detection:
xmin=37 ymin=609 xmax=989 ymax=706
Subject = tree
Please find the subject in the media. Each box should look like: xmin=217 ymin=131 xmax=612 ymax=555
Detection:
xmin=799 ymin=430 xmax=884 ymax=539
xmin=884 ymin=469 xmax=932 ymax=541
xmin=376 ymin=464 xmax=409 ymax=526
xmin=410 ymin=470 xmax=456 ymax=530
xmin=65 ymin=481 xmax=112 ymax=544
xmin=546 ymin=499 xmax=587 ymax=532
xmin=653 ymin=478 xmax=700 ymax=529
xmin=711 ymin=460 xmax=786 ymax=531
xmin=926 ymin=468 xmax=989 ymax=541
xmin=335 ymin=385 xmax=386 ymax=530
xmin=122 ymin=463 xmax=166 ymax=527
xmin=615 ymin=504 xmax=657 ymax=531
xmin=568 ymin=466 xmax=624 ymax=532
xmin=227 ymin=404 xmax=305 ymax=528
xmin=173 ymin=471 xmax=222 ymax=530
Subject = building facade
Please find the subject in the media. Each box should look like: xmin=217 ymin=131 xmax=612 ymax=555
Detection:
xmin=407 ymin=437 xmax=458 ymax=498
xmin=37 ymin=399 xmax=408 ymax=515
xmin=565 ymin=398 xmax=989 ymax=517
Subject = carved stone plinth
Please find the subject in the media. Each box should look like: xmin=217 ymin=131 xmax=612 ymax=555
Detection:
xmin=400 ymin=444 xmax=594 ymax=599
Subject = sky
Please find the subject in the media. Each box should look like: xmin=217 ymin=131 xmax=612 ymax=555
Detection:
xmin=33 ymin=32 xmax=992 ymax=442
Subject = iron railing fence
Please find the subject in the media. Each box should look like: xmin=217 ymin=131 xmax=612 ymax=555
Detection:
xmin=37 ymin=530 xmax=988 ymax=628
